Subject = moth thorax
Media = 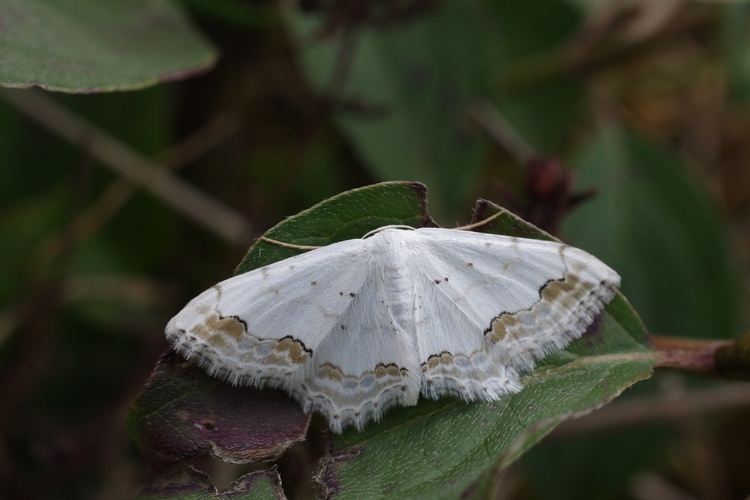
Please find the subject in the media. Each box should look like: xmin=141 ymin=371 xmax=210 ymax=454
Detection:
xmin=369 ymin=231 xmax=415 ymax=334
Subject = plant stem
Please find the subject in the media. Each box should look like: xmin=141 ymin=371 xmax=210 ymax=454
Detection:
xmin=653 ymin=335 xmax=747 ymax=378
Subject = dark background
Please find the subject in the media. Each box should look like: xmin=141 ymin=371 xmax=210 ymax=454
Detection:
xmin=1 ymin=0 xmax=749 ymax=498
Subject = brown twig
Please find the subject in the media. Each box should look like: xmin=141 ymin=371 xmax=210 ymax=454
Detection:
xmin=498 ymin=8 xmax=711 ymax=93
xmin=0 ymin=89 xmax=251 ymax=246
xmin=31 ymin=112 xmax=242 ymax=271
xmin=553 ymin=382 xmax=750 ymax=437
xmin=467 ymin=101 xmax=536 ymax=164
xmin=270 ymin=23 xmax=361 ymax=207
xmin=653 ymin=335 xmax=735 ymax=374
xmin=0 ymin=110 xmax=242 ymax=347
xmin=552 ymin=334 xmax=750 ymax=437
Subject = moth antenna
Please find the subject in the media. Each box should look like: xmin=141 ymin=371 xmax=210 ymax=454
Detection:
xmin=363 ymin=225 xmax=415 ymax=239
xmin=258 ymin=236 xmax=321 ymax=250
xmin=455 ymin=210 xmax=505 ymax=231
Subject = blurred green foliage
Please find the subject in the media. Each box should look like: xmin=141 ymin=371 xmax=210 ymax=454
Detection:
xmin=1 ymin=0 xmax=749 ymax=498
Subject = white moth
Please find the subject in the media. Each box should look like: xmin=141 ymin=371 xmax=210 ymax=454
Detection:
xmin=166 ymin=226 xmax=620 ymax=433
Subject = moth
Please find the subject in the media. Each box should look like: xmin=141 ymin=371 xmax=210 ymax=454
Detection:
xmin=166 ymin=225 xmax=619 ymax=433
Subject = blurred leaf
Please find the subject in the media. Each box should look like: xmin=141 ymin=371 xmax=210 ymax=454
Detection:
xmin=491 ymin=0 xmax=584 ymax=153
xmin=0 ymin=101 xmax=75 ymax=205
xmin=128 ymin=350 xmax=310 ymax=471
xmin=0 ymin=87 xmax=178 ymax=278
xmin=722 ymin=3 xmax=750 ymax=104
xmin=540 ymin=127 xmax=741 ymax=500
xmin=0 ymin=0 xmax=217 ymax=93
xmin=522 ymin=422 xmax=671 ymax=500
xmin=0 ymin=86 xmax=172 ymax=205
xmin=179 ymin=0 xmax=269 ymax=28
xmin=284 ymin=2 xmax=489 ymax=219
xmin=490 ymin=0 xmax=581 ymax=63
xmin=4 ymin=0 xmax=749 ymax=496
xmin=69 ymin=88 xmax=178 ymax=275
xmin=498 ymin=77 xmax=583 ymax=155
xmin=716 ymin=331 xmax=750 ymax=381
xmin=563 ymin=126 xmax=740 ymax=338
xmin=0 ymin=192 xmax=67 ymax=305
xmin=60 ymin=85 xmax=173 ymax=155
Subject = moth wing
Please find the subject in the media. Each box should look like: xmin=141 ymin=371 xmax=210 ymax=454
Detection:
xmin=165 ymin=239 xmax=372 ymax=394
xmin=299 ymin=261 xmax=423 ymax=433
xmin=410 ymin=228 xmax=620 ymax=400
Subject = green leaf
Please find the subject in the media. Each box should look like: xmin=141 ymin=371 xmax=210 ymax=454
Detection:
xmin=716 ymin=331 xmax=750 ymax=381
xmin=521 ymin=423 xmax=671 ymax=500
xmin=530 ymin=127 xmax=741 ymax=500
xmin=283 ymin=2 xmax=488 ymax=218
xmin=563 ymin=126 xmax=740 ymax=338
xmin=498 ymin=77 xmax=583 ymax=155
xmin=722 ymin=3 xmax=750 ymax=105
xmin=320 ymin=331 xmax=653 ymax=498
xmin=235 ymin=181 xmax=432 ymax=274
xmin=0 ymin=0 xmax=217 ymax=93
xmin=312 ymin=198 xmax=654 ymax=498
xmin=132 ymin=182 xmax=654 ymax=496
xmin=489 ymin=0 xmax=581 ymax=64
xmin=0 ymin=191 xmax=68 ymax=306
xmin=490 ymin=0 xmax=584 ymax=153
